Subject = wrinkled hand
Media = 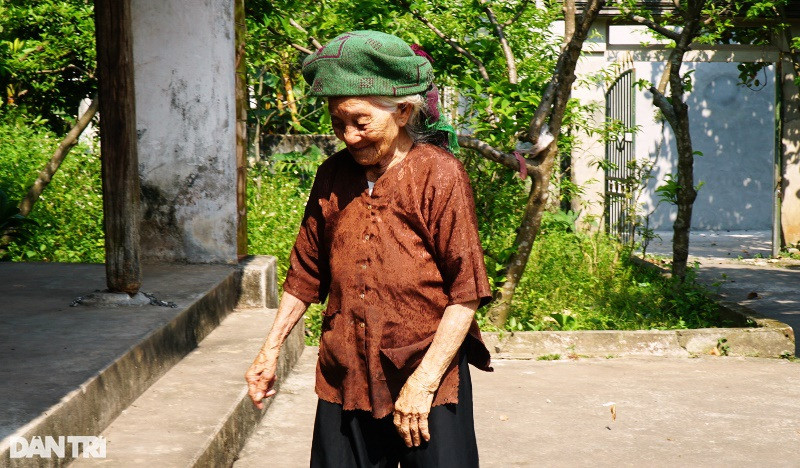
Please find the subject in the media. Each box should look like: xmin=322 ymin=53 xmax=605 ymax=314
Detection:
xmin=245 ymin=351 xmax=278 ymax=410
xmin=393 ymin=373 xmax=437 ymax=447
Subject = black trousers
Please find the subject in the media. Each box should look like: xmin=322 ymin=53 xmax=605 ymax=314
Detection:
xmin=310 ymin=351 xmax=479 ymax=468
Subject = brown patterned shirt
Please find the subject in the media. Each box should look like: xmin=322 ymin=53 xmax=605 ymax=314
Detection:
xmin=283 ymin=143 xmax=493 ymax=418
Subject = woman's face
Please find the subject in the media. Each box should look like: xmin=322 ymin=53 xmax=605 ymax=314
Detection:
xmin=328 ymin=96 xmax=411 ymax=168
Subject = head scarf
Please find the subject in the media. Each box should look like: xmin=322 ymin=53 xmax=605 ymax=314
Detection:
xmin=302 ymin=30 xmax=458 ymax=153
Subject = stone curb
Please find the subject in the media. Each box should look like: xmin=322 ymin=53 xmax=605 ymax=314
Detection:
xmin=194 ymin=320 xmax=304 ymax=468
xmin=480 ymin=257 xmax=795 ymax=360
xmin=237 ymin=255 xmax=279 ymax=309
xmin=481 ymin=327 xmax=794 ymax=359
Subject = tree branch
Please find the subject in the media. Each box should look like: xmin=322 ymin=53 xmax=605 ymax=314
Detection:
xmin=648 ymin=85 xmax=677 ymax=128
xmin=399 ymin=0 xmax=491 ymax=82
xmin=503 ymin=0 xmax=533 ymax=27
xmin=628 ymin=14 xmax=681 ymax=42
xmin=528 ymin=78 xmax=558 ymax=145
xmin=289 ymin=42 xmax=314 ymax=55
xmin=564 ymin=0 xmax=576 ymax=44
xmin=529 ymin=0 xmax=605 ymax=145
xmin=288 ymin=18 xmax=323 ymax=50
xmin=457 ymin=136 xmax=533 ymax=173
xmin=19 ymin=94 xmax=99 ymax=217
xmin=480 ymin=0 xmax=517 ymax=83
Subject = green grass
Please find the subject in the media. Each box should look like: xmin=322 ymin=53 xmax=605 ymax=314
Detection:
xmin=0 ymin=118 xmax=104 ymax=262
xmin=488 ymin=228 xmax=722 ymax=332
xmin=536 ymin=354 xmax=561 ymax=361
xmin=246 ymin=159 xmax=325 ymax=344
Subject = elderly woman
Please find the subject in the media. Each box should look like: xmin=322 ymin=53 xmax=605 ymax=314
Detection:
xmin=245 ymin=30 xmax=492 ymax=467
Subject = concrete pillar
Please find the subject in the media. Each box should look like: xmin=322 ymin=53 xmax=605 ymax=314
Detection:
xmin=780 ymin=40 xmax=800 ymax=247
xmin=131 ymin=0 xmax=238 ymax=263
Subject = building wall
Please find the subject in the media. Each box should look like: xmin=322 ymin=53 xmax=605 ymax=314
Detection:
xmin=572 ymin=22 xmax=777 ymax=234
xmin=638 ymin=61 xmax=775 ymax=231
xmin=780 ymin=39 xmax=800 ymax=246
xmin=131 ymin=0 xmax=238 ymax=263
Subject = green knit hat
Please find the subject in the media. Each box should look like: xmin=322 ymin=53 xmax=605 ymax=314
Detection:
xmin=302 ymin=30 xmax=459 ymax=153
xmin=302 ymin=30 xmax=433 ymax=97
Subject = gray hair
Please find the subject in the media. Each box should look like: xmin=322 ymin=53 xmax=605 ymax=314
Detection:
xmin=372 ymin=94 xmax=425 ymax=138
xmin=368 ymin=95 xmax=450 ymax=149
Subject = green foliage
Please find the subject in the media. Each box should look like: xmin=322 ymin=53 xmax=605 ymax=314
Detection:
xmin=246 ymin=0 xmax=565 ymax=148
xmin=612 ymin=0 xmax=794 ymax=89
xmin=655 ymin=173 xmax=680 ymax=205
xmin=247 ymin=149 xmax=327 ymax=345
xmin=0 ymin=186 xmax=37 ymax=244
xmin=656 ymin=173 xmax=705 ymax=206
xmin=716 ymin=337 xmax=730 ymax=356
xmin=0 ymin=116 xmax=104 ymax=262
xmin=0 ymin=0 xmax=97 ymax=132
xmin=483 ymin=220 xmax=722 ymax=332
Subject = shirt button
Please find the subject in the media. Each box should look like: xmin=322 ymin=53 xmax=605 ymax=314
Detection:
xmin=359 ymin=321 xmax=365 ymax=329
xmin=359 ymin=293 xmax=365 ymax=299
xmin=364 ymin=234 xmax=370 ymax=241
xmin=367 ymin=204 xmax=373 ymax=210
xmin=361 ymin=264 xmax=367 ymax=269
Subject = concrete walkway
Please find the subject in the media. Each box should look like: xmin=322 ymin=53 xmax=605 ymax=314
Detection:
xmin=236 ymin=347 xmax=800 ymax=467
xmin=648 ymin=230 xmax=800 ymax=355
xmin=0 ymin=262 xmax=237 ymax=443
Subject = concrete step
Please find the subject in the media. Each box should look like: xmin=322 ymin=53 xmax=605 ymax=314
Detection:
xmin=233 ymin=346 xmax=318 ymax=468
xmin=71 ymin=308 xmax=304 ymax=467
xmin=1 ymin=255 xmax=280 ymax=468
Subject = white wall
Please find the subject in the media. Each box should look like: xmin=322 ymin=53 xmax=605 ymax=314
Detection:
xmin=635 ymin=61 xmax=775 ymax=231
xmin=572 ymin=22 xmax=776 ymax=233
xmin=131 ymin=0 xmax=238 ymax=263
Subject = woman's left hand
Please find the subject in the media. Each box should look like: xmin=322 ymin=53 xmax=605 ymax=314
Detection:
xmin=393 ymin=372 xmax=437 ymax=447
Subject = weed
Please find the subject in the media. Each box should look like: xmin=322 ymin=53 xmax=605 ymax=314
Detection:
xmin=715 ymin=338 xmax=730 ymax=356
xmin=537 ymin=354 xmax=562 ymax=361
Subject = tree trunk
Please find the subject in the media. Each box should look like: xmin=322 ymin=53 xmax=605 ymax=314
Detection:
xmin=666 ymin=51 xmax=697 ymax=281
xmin=18 ymin=95 xmax=99 ymax=217
xmin=487 ymin=0 xmax=605 ymax=326
xmin=670 ymin=96 xmax=697 ymax=280
xmin=563 ymin=0 xmax=576 ymax=44
xmin=643 ymin=2 xmax=702 ymax=281
xmin=94 ymin=0 xmax=142 ymax=294
xmin=235 ymin=0 xmax=248 ymax=259
xmin=279 ymin=52 xmax=301 ymax=128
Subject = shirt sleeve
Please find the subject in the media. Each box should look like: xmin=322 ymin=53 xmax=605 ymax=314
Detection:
xmin=282 ymin=166 xmax=331 ymax=304
xmin=428 ymin=157 xmax=492 ymax=308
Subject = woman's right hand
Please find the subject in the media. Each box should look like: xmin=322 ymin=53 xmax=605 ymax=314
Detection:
xmin=245 ymin=350 xmax=279 ymax=410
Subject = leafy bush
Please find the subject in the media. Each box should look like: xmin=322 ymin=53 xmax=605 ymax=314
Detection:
xmin=247 ymin=148 xmax=326 ymax=344
xmin=492 ymin=226 xmax=720 ymax=331
xmin=0 ymin=0 xmax=97 ymax=133
xmin=0 ymin=116 xmax=104 ymax=262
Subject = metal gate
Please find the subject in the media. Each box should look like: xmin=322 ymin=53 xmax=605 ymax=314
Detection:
xmin=604 ymin=68 xmax=636 ymax=243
